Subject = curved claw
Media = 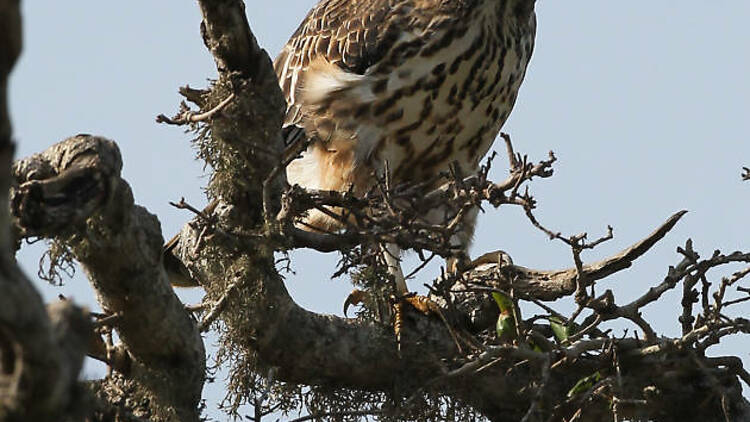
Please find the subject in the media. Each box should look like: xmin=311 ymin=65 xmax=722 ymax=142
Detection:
xmin=343 ymin=289 xmax=368 ymax=317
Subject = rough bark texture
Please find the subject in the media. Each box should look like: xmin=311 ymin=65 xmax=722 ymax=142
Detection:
xmin=2 ymin=1 xmax=749 ymax=421
xmin=12 ymin=136 xmax=206 ymax=422
xmin=164 ymin=2 xmax=750 ymax=421
xmin=0 ymin=2 xmax=90 ymax=421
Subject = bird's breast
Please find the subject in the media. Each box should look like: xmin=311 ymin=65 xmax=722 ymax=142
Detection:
xmin=360 ymin=16 xmax=535 ymax=185
xmin=290 ymin=9 xmax=535 ymax=195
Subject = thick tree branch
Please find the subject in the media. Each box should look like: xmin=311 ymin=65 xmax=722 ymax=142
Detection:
xmin=12 ymin=135 xmax=205 ymax=421
xmin=197 ymin=0 xmax=276 ymax=83
xmin=158 ymin=4 xmax=750 ymax=421
xmin=0 ymin=0 xmax=22 ymax=150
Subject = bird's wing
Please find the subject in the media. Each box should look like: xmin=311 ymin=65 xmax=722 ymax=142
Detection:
xmin=274 ymin=0 xmax=401 ymax=136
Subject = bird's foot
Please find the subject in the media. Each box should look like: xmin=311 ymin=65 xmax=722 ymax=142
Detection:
xmin=345 ymin=291 xmax=468 ymax=354
xmin=343 ymin=288 xmax=369 ymax=317
xmin=395 ymin=292 xmax=441 ymax=316
xmin=392 ymin=292 xmax=463 ymax=354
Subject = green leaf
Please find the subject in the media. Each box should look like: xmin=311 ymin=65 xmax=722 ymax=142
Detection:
xmin=550 ymin=317 xmax=580 ymax=343
xmin=496 ymin=312 xmax=516 ymax=341
xmin=550 ymin=317 xmax=570 ymax=342
xmin=528 ymin=339 xmax=544 ymax=353
xmin=491 ymin=292 xmax=513 ymax=313
xmin=567 ymin=371 xmax=602 ymax=398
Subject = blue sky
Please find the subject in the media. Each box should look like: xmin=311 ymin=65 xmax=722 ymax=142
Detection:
xmin=9 ymin=1 xmax=750 ymax=418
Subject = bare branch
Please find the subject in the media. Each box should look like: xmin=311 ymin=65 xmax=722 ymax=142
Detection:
xmin=12 ymin=135 xmax=205 ymax=421
xmin=156 ymin=93 xmax=235 ymax=126
xmin=197 ymin=0 xmax=276 ymax=81
xmin=466 ymin=211 xmax=688 ymax=301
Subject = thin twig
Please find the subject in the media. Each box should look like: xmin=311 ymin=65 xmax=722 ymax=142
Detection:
xmin=199 ymin=280 xmax=242 ymax=332
xmin=156 ymin=93 xmax=235 ymax=125
xmin=93 ymin=312 xmax=122 ymax=328
xmin=405 ymin=252 xmax=436 ymax=280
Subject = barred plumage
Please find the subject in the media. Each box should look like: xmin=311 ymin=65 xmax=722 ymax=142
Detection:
xmin=275 ymin=0 xmax=537 ymax=290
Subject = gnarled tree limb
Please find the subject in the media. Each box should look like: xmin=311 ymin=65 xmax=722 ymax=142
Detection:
xmin=6 ymin=0 xmax=747 ymax=421
xmin=163 ymin=3 xmax=750 ymax=421
xmin=12 ymin=135 xmax=205 ymax=422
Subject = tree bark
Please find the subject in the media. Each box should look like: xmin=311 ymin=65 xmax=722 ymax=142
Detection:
xmin=3 ymin=1 xmax=748 ymax=421
xmin=12 ymin=136 xmax=206 ymax=421
xmin=164 ymin=2 xmax=750 ymax=421
xmin=0 ymin=2 xmax=91 ymax=421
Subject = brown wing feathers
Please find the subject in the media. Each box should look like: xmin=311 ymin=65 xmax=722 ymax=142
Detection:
xmin=273 ymin=0 xmax=397 ymax=133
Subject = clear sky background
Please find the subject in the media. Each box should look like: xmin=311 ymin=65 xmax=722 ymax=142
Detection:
xmin=9 ymin=1 xmax=750 ymax=419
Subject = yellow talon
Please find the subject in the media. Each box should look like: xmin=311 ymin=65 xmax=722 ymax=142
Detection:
xmin=343 ymin=288 xmax=368 ymax=317
xmin=392 ymin=293 xmax=464 ymax=354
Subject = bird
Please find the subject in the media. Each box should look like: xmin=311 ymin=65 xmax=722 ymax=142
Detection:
xmin=165 ymin=0 xmax=537 ymax=295
xmin=275 ymin=0 xmax=537 ymax=295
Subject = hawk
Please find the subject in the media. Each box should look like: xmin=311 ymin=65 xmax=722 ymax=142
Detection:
xmin=276 ymin=0 xmax=537 ymax=293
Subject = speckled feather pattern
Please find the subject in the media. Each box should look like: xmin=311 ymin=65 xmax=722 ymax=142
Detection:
xmin=275 ymin=0 xmax=536 ymax=235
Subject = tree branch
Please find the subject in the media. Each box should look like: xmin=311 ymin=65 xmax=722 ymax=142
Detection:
xmin=0 ymin=3 xmax=95 ymax=420
xmin=12 ymin=135 xmax=206 ymax=421
xmin=162 ymin=2 xmax=750 ymax=421
xmin=466 ymin=210 xmax=688 ymax=301
xmin=197 ymin=0 xmax=276 ymax=82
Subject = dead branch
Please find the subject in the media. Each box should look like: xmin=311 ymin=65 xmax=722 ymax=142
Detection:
xmin=156 ymin=93 xmax=235 ymax=126
xmin=466 ymin=211 xmax=687 ymax=301
xmin=38 ymin=1 xmax=741 ymax=421
xmin=12 ymin=135 xmax=205 ymax=421
xmin=274 ymin=140 xmax=556 ymax=259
